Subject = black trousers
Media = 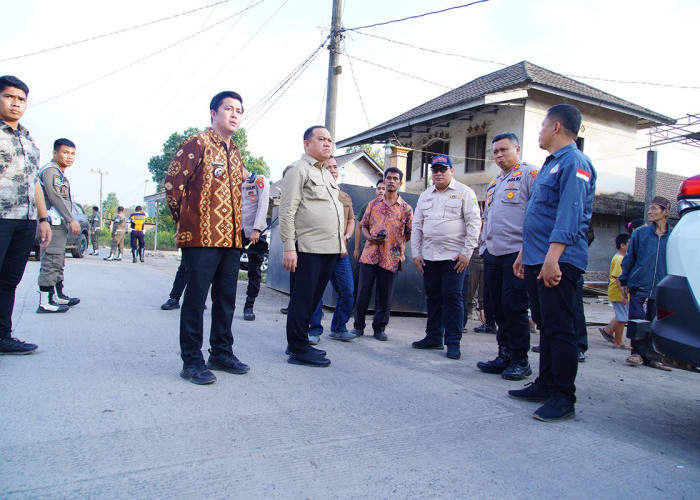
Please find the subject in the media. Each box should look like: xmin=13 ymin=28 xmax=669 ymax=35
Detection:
xmin=242 ymin=235 xmax=267 ymax=307
xmin=180 ymin=247 xmax=241 ymax=365
xmin=423 ymin=260 xmax=464 ymax=347
xmin=0 ymin=219 xmax=36 ymax=339
xmin=286 ymin=252 xmax=337 ymax=354
xmin=574 ymin=275 xmax=588 ymax=353
xmin=483 ymin=250 xmax=530 ymax=358
xmin=169 ymin=260 xmax=187 ymax=300
xmin=354 ymin=263 xmax=397 ymax=334
xmin=525 ymin=262 xmax=581 ymax=403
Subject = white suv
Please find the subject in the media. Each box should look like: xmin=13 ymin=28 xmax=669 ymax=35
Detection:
xmin=652 ymin=174 xmax=700 ymax=367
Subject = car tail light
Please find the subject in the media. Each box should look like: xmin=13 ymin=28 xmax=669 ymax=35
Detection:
xmin=677 ymin=174 xmax=700 ymax=214
xmin=656 ymin=307 xmax=675 ymax=320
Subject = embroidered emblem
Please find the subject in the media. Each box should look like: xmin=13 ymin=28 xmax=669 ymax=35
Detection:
xmin=550 ymin=164 xmax=560 ymax=174
xmin=506 ymin=192 xmax=515 ymax=199
xmin=576 ymin=168 xmax=591 ymax=182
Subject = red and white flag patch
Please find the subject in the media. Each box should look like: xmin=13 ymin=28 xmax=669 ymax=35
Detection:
xmin=576 ymin=169 xmax=591 ymax=182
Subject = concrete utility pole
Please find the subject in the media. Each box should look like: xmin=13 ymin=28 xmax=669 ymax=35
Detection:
xmin=645 ymin=150 xmax=657 ymax=216
xmin=91 ymin=169 xmax=108 ymax=225
xmin=324 ymin=0 xmax=343 ymax=141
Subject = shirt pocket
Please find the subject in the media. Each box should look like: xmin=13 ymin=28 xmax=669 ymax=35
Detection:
xmin=536 ymin=174 xmax=559 ymax=206
xmin=420 ymin=201 xmax=433 ymax=218
xmin=444 ymin=199 xmax=462 ymax=219
xmin=500 ymin=187 xmax=520 ymax=204
xmin=305 ymin=171 xmax=327 ymax=200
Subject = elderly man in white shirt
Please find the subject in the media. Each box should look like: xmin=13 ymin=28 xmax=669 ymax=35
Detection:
xmin=411 ymin=154 xmax=481 ymax=360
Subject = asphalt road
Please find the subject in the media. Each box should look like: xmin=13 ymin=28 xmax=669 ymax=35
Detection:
xmin=1 ymin=252 xmax=699 ymax=498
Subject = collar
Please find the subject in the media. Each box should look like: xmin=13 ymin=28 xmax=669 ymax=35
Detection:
xmin=430 ymin=177 xmax=458 ymax=193
xmin=301 ymin=153 xmax=324 ymax=169
xmin=550 ymin=142 xmax=577 ymax=159
xmin=380 ymin=193 xmax=405 ymax=207
xmin=1 ymin=119 xmax=27 ymax=135
xmin=497 ymin=163 xmax=521 ymax=179
xmin=206 ymin=127 xmax=234 ymax=148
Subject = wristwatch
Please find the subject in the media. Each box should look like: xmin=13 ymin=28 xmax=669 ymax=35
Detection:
xmin=38 ymin=216 xmax=51 ymax=223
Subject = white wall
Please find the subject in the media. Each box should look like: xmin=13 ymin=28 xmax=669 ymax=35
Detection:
xmin=338 ymin=158 xmax=382 ymax=187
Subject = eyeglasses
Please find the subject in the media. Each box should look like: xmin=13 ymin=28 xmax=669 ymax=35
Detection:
xmin=430 ymin=165 xmax=449 ymax=173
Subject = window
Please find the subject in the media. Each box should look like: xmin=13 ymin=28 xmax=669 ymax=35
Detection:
xmin=576 ymin=137 xmax=585 ymax=151
xmin=465 ymin=134 xmax=486 ymax=172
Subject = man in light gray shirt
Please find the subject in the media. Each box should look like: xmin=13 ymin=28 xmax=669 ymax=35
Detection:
xmin=477 ymin=132 xmax=538 ymax=380
xmin=411 ymin=155 xmax=481 ymax=360
xmin=241 ymin=171 xmax=270 ymax=321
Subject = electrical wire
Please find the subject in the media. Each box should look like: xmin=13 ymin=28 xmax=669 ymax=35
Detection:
xmin=0 ymin=0 xmax=233 ymax=62
xmin=343 ymin=43 xmax=371 ymax=127
xmin=343 ymin=1 xmax=490 ymax=32
xmin=33 ymin=1 xmax=265 ymax=107
xmin=343 ymin=53 xmax=452 ymax=89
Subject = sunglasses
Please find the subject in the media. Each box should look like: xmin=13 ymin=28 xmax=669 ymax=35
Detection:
xmin=430 ymin=165 xmax=449 ymax=173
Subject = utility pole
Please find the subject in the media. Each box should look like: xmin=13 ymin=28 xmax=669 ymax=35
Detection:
xmin=324 ymin=0 xmax=343 ymax=141
xmin=644 ymin=150 xmax=658 ymax=216
xmin=91 ymin=169 xmax=108 ymax=224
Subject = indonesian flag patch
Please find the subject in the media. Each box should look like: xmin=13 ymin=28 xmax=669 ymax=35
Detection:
xmin=576 ymin=168 xmax=591 ymax=182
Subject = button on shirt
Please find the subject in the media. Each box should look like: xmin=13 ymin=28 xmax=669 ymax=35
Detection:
xmin=0 ymin=120 xmax=40 ymax=220
xmin=411 ymin=178 xmax=481 ymax=261
xmin=482 ymin=162 xmax=538 ymax=256
xmin=522 ymin=143 xmax=596 ymax=271
xmin=359 ymin=195 xmax=413 ymax=273
xmin=279 ymin=153 xmax=345 ymax=254
xmin=241 ymin=173 xmax=270 ymax=238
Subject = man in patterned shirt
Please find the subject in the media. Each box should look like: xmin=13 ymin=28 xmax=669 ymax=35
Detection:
xmin=164 ymin=91 xmax=249 ymax=385
xmin=352 ymin=167 xmax=413 ymax=341
xmin=0 ymin=75 xmax=52 ymax=354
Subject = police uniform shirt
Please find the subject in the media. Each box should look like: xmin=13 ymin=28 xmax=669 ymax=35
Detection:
xmin=241 ymin=173 xmax=270 ymax=239
xmin=89 ymin=213 xmax=101 ymax=231
xmin=112 ymin=214 xmax=126 ymax=233
xmin=411 ymin=178 xmax=481 ymax=261
xmin=483 ymin=162 xmax=538 ymax=256
xmin=522 ymin=143 xmax=596 ymax=271
xmin=39 ymin=160 xmax=74 ymax=226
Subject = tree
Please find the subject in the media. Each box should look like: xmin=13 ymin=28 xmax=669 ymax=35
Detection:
xmin=147 ymin=126 xmax=269 ymax=188
xmin=102 ymin=192 xmax=120 ymax=221
xmin=346 ymin=144 xmax=385 ymax=168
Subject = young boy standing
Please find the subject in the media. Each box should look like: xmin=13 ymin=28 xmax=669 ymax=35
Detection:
xmin=600 ymin=233 xmax=630 ymax=348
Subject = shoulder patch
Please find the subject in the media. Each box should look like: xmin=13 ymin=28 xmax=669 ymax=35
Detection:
xmin=256 ymin=177 xmax=265 ymax=189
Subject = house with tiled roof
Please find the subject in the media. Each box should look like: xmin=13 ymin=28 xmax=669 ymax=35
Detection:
xmin=337 ymin=61 xmax=673 ymax=272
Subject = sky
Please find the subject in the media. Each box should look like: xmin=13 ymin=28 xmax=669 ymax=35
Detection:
xmin=2 ymin=0 xmax=699 ymax=208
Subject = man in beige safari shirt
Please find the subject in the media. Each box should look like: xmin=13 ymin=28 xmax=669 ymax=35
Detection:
xmin=279 ymin=125 xmax=345 ymax=367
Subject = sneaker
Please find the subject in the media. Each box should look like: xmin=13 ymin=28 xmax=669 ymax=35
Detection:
xmin=280 ymin=307 xmax=288 ymax=315
xmin=474 ymin=323 xmax=497 ymax=333
xmin=373 ymin=330 xmax=388 ymax=341
xmin=243 ymin=307 xmax=255 ymax=321
xmin=446 ymin=346 xmax=461 ymax=360
xmin=533 ymin=394 xmax=575 ymax=422
xmin=577 ymin=352 xmax=586 ymax=363
xmin=508 ymin=381 xmax=550 ymax=403
xmin=477 ymin=346 xmax=510 ymax=374
xmin=180 ymin=361 xmax=216 ymax=385
xmin=207 ymin=352 xmax=250 ymax=375
xmin=350 ymin=328 xmax=364 ymax=337
xmin=308 ymin=334 xmax=320 ymax=345
xmin=412 ymin=337 xmax=445 ymax=350
xmin=161 ymin=298 xmax=180 ymax=310
xmin=531 ymin=345 xmax=541 ymax=353
xmin=329 ymin=330 xmax=355 ymax=341
xmin=626 ymin=354 xmax=643 ymax=366
xmin=502 ymin=358 xmax=532 ymax=381
xmin=0 ymin=337 xmax=38 ymax=355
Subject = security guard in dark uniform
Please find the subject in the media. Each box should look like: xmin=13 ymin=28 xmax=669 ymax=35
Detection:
xmin=476 ymin=132 xmax=538 ymax=380
xmin=88 ymin=206 xmax=101 ymax=255
xmin=37 ymin=138 xmax=81 ymax=313
xmin=129 ymin=205 xmax=147 ymax=263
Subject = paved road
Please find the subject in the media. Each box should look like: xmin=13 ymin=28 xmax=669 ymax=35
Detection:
xmin=1 ymin=253 xmax=699 ymax=498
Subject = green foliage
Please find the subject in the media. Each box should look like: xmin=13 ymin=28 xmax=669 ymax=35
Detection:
xmin=102 ymin=192 xmax=120 ymax=220
xmin=156 ymin=203 xmax=176 ymax=232
xmin=346 ymin=144 xmax=385 ymax=168
xmin=144 ymin=229 xmax=176 ymax=251
xmin=147 ymin=127 xmax=269 ymax=188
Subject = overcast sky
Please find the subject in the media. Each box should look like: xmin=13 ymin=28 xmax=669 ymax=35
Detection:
xmin=3 ymin=0 xmax=699 ymax=208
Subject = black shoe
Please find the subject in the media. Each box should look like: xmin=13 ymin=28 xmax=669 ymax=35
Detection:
xmin=474 ymin=323 xmax=497 ymax=333
xmin=207 ymin=351 xmax=250 ymax=375
xmin=161 ymin=298 xmax=180 ymax=310
xmin=280 ymin=307 xmax=288 ymax=315
xmin=132 ymin=257 xmax=137 ymax=263
xmin=285 ymin=346 xmax=326 ymax=356
xmin=287 ymin=350 xmax=331 ymax=367
xmin=412 ymin=337 xmax=444 ymax=350
xmin=577 ymin=351 xmax=586 ymax=363
xmin=243 ymin=307 xmax=255 ymax=321
xmin=477 ymin=346 xmax=510 ymax=374
xmin=502 ymin=358 xmax=532 ymax=381
xmin=508 ymin=381 xmax=550 ymax=403
xmin=180 ymin=361 xmax=216 ymax=385
xmin=54 ymin=283 xmax=80 ymax=306
xmin=446 ymin=346 xmax=461 ymax=360
xmin=533 ymin=394 xmax=575 ymax=422
xmin=531 ymin=345 xmax=541 ymax=353
xmin=373 ymin=330 xmax=388 ymax=341
xmin=0 ymin=337 xmax=38 ymax=355
xmin=351 ymin=328 xmax=364 ymax=337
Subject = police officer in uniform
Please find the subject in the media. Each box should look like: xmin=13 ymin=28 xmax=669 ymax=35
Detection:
xmin=36 ymin=138 xmax=81 ymax=313
xmin=476 ymin=133 xmax=538 ymax=380
xmin=104 ymin=206 xmax=126 ymax=261
xmin=129 ymin=205 xmax=147 ymax=263
xmin=240 ymin=170 xmax=270 ymax=321
xmin=88 ymin=206 xmax=101 ymax=255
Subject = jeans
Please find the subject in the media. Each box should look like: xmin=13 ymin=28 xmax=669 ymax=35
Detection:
xmin=180 ymin=247 xmax=241 ymax=365
xmin=525 ymin=262 xmax=581 ymax=403
xmin=423 ymin=259 xmax=464 ymax=347
xmin=309 ymin=254 xmax=354 ymax=334
xmin=483 ymin=250 xmax=530 ymax=358
xmin=0 ymin=219 xmax=36 ymax=338
xmin=287 ymin=252 xmax=338 ymax=354
xmin=354 ymin=263 xmax=397 ymax=334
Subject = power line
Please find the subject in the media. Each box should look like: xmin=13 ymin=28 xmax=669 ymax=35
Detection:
xmin=343 ymin=45 xmax=371 ymax=128
xmin=344 ymin=0 xmax=489 ymax=32
xmin=33 ymin=1 xmax=265 ymax=107
xmin=0 ymin=0 xmax=233 ymax=62
xmin=343 ymin=53 xmax=452 ymax=89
